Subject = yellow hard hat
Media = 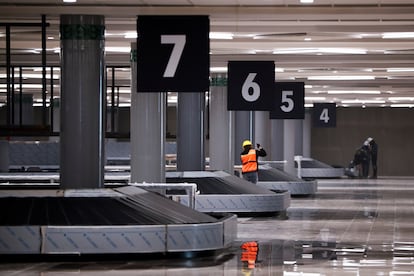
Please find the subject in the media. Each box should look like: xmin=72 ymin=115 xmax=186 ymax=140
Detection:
xmin=242 ymin=140 xmax=252 ymax=148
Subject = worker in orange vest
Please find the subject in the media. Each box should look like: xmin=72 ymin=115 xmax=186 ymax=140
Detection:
xmin=240 ymin=140 xmax=266 ymax=184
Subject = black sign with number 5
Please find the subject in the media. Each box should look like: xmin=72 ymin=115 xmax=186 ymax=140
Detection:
xmin=313 ymin=103 xmax=336 ymax=127
xmin=227 ymin=61 xmax=275 ymax=110
xmin=270 ymin=82 xmax=305 ymax=119
xmin=136 ymin=15 xmax=209 ymax=92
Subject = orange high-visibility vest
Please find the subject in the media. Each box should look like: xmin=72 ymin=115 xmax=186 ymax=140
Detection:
xmin=241 ymin=149 xmax=258 ymax=173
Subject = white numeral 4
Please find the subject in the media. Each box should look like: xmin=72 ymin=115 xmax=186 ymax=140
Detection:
xmin=320 ymin=108 xmax=330 ymax=123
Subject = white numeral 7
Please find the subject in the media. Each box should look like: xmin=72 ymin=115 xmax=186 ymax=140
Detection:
xmin=161 ymin=34 xmax=186 ymax=78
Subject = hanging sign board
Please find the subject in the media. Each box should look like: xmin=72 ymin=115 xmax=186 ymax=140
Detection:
xmin=136 ymin=15 xmax=210 ymax=92
xmin=313 ymin=103 xmax=337 ymax=127
xmin=227 ymin=61 xmax=275 ymax=110
xmin=270 ymin=82 xmax=305 ymax=119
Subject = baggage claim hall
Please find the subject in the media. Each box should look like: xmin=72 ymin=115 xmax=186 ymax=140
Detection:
xmin=1 ymin=1 xmax=414 ymax=275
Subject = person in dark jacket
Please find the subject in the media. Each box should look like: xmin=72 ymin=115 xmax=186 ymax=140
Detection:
xmin=353 ymin=144 xmax=370 ymax=178
xmin=240 ymin=140 xmax=267 ymax=184
xmin=366 ymin=137 xmax=378 ymax=178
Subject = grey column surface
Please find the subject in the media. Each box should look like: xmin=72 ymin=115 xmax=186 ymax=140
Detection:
xmin=303 ymin=110 xmax=312 ymax=158
xmin=130 ymin=43 xmax=165 ymax=183
xmin=234 ymin=111 xmax=253 ymax=165
xmin=0 ymin=140 xmax=9 ymax=172
xmin=294 ymin=119 xmax=303 ymax=156
xmin=283 ymin=120 xmax=296 ymax=175
xmin=270 ymin=119 xmax=284 ymax=161
xmin=177 ymin=92 xmax=205 ymax=171
xmin=209 ymin=75 xmax=234 ymax=173
xmin=49 ymin=98 xmax=60 ymax=142
xmin=254 ymin=111 xmax=270 ymax=161
xmin=13 ymin=94 xmax=33 ymax=125
xmin=60 ymin=15 xmax=105 ymax=189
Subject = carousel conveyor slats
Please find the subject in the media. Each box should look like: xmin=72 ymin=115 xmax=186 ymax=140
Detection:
xmin=115 ymin=187 xmax=217 ymax=224
xmin=166 ymin=176 xmax=275 ymax=195
xmin=0 ymin=192 xmax=217 ymax=226
xmin=258 ymin=166 xmax=301 ymax=182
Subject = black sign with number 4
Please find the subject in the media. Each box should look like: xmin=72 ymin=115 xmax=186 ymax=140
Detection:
xmin=313 ymin=103 xmax=336 ymax=127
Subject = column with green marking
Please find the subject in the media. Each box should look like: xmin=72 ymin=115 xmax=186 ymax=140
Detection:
xmin=60 ymin=15 xmax=105 ymax=189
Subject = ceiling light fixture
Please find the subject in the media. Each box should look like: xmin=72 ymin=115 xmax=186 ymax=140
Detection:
xmin=390 ymin=104 xmax=414 ymax=108
xmin=382 ymin=32 xmax=414 ymax=39
xmin=305 ymin=97 xmax=326 ymax=101
xmin=124 ymin=32 xmax=137 ymax=39
xmin=328 ymin=90 xmax=381 ymax=94
xmin=388 ymin=97 xmax=414 ymax=101
xmin=341 ymin=99 xmax=386 ymax=104
xmin=300 ymin=0 xmax=314 ymax=3
xmin=308 ymin=76 xmax=375 ymax=81
xmin=63 ymin=0 xmax=77 ymax=2
xmin=105 ymin=46 xmax=131 ymax=53
xmin=209 ymin=32 xmax=233 ymax=40
xmin=273 ymin=48 xmax=366 ymax=55
xmin=387 ymin=68 xmax=414 ymax=72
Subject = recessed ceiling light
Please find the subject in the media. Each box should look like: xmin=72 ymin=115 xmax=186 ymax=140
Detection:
xmin=387 ymin=68 xmax=414 ymax=72
xmin=124 ymin=31 xmax=137 ymax=39
xmin=328 ymin=90 xmax=381 ymax=94
xmin=63 ymin=0 xmax=76 ymax=2
xmin=390 ymin=104 xmax=414 ymax=108
xmin=300 ymin=0 xmax=314 ymax=3
xmin=308 ymin=76 xmax=375 ymax=81
xmin=209 ymin=32 xmax=233 ymax=40
xmin=341 ymin=99 xmax=385 ymax=104
xmin=382 ymin=32 xmax=414 ymax=39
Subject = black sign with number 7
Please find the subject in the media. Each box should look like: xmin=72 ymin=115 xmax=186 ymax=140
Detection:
xmin=136 ymin=15 xmax=210 ymax=93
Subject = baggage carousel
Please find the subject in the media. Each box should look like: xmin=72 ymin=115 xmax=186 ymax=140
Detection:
xmin=166 ymin=171 xmax=290 ymax=214
xmin=257 ymin=164 xmax=318 ymax=196
xmin=295 ymin=158 xmax=345 ymax=179
xmin=0 ymin=169 xmax=290 ymax=214
xmin=0 ymin=186 xmax=237 ymax=255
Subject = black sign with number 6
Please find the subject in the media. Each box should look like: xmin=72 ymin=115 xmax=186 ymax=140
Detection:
xmin=227 ymin=61 xmax=275 ymax=110
xmin=270 ymin=82 xmax=305 ymax=119
xmin=313 ymin=103 xmax=336 ymax=127
xmin=136 ymin=15 xmax=209 ymax=92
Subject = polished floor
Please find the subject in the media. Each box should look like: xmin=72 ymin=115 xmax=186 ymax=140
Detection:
xmin=2 ymin=177 xmax=414 ymax=275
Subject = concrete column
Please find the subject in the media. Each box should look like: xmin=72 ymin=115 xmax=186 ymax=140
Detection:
xmin=209 ymin=75 xmax=234 ymax=173
xmin=60 ymin=15 xmax=105 ymax=189
xmin=294 ymin=119 xmax=303 ymax=156
xmin=177 ymin=92 xmax=205 ymax=171
xmin=303 ymin=110 xmax=312 ymax=158
xmin=270 ymin=119 xmax=284 ymax=161
xmin=0 ymin=140 xmax=9 ymax=172
xmin=130 ymin=43 xmax=165 ymax=183
xmin=14 ymin=94 xmax=33 ymax=125
xmin=254 ymin=111 xmax=270 ymax=161
xmin=48 ymin=98 xmax=60 ymax=142
xmin=283 ymin=120 xmax=296 ymax=175
xmin=234 ymin=111 xmax=253 ymax=165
